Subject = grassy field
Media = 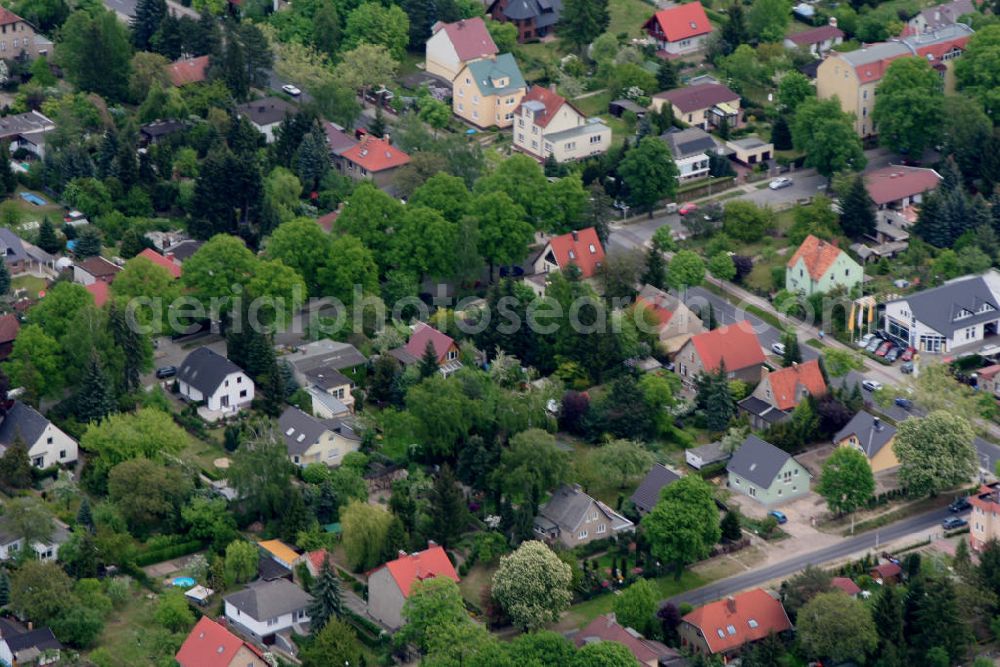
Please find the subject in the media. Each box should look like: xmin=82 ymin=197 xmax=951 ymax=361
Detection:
xmin=559 ymin=570 xmax=710 ymax=628
xmin=459 ymin=562 xmax=499 ymax=607
xmin=11 ymin=274 xmax=47 ymax=298
xmin=609 ymin=0 xmax=657 ymax=38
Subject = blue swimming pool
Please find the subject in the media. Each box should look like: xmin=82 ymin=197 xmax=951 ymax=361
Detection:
xmin=172 ymin=577 xmax=196 ymax=588
xmin=19 ymin=192 xmax=46 ymax=206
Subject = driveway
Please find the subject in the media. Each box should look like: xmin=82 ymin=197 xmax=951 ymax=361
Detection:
xmin=144 ymin=334 xmax=226 ymax=388
xmin=727 ymin=488 xmax=840 ymax=566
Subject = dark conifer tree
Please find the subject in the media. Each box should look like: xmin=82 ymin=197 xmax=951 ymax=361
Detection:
xmin=307 ymin=555 xmax=344 ymax=631
xmin=76 ymin=352 xmax=116 ymax=424
xmin=839 ymin=175 xmax=876 ymax=239
xmin=132 ymin=0 xmax=167 ymax=50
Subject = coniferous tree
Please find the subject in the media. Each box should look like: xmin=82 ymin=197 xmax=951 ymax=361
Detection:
xmin=119 ymin=228 xmax=145 ymax=259
xmin=707 ymin=303 xmax=717 ymax=330
xmin=307 ymin=555 xmax=344 ymax=631
xmin=132 ymin=0 xmax=167 ymax=51
xmin=74 ymin=226 xmax=102 ymax=258
xmin=77 ymin=353 xmax=116 ymax=424
xmin=911 ymin=576 xmax=971 ymax=663
xmin=695 ymin=362 xmax=735 ymax=431
xmin=0 ymin=260 xmax=9 ymax=297
xmin=418 ymin=340 xmax=440 ymax=379
xmin=368 ymin=355 xmax=401 ymax=407
xmin=839 ymin=175 xmax=876 ymax=239
xmin=641 ymin=246 xmax=667 ymax=289
xmin=260 ymin=363 xmax=285 ymax=418
xmin=718 ymin=3 xmax=748 ymax=57
xmin=0 ymin=437 xmax=31 ymax=491
xmin=720 ymin=510 xmax=742 ymax=541
xmin=152 ymin=13 xmax=183 ymax=60
xmin=771 ymin=115 xmax=792 ymax=150
xmin=0 ymin=569 xmax=9 ymax=606
xmin=781 ymin=332 xmax=802 ymax=367
xmin=109 ymin=303 xmax=145 ymax=394
xmin=560 ymin=0 xmax=610 ymax=52
xmin=36 ymin=217 xmax=61 ymax=255
xmin=656 ymin=59 xmax=678 ymax=91
xmin=280 ymin=488 xmax=310 ymax=544
xmin=429 ymin=466 xmax=466 ymax=548
xmin=402 ymin=0 xmax=436 ymax=47
xmin=369 ymin=107 xmax=387 ymax=138
xmin=0 ymin=144 xmax=15 ymax=196
xmin=76 ymin=498 xmax=94 ymax=533
xmin=296 ymin=125 xmax=330 ymax=193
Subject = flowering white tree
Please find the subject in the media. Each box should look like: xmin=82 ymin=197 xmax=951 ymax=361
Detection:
xmin=491 ymin=540 xmax=572 ymax=630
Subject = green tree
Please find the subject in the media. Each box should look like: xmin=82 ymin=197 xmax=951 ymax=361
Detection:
xmin=74 ymin=226 xmax=102 ymax=258
xmin=341 ymin=500 xmax=394 ymax=571
xmin=154 ymin=588 xmax=195 ymax=633
xmin=307 ymin=555 xmax=343 ymax=631
xmin=667 ymin=250 xmax=705 ymax=290
xmin=316 ymin=235 xmax=379 ymax=305
xmin=332 ymin=43 xmax=399 ymax=97
xmin=81 ymin=407 xmax=187 ymax=481
xmin=405 ymin=374 xmax=481 ymax=459
xmin=798 ymin=592 xmax=877 ymax=663
xmin=612 ymin=578 xmax=657 ymax=635
xmin=226 ymin=424 xmax=294 ymax=521
xmin=641 ymin=475 xmax=721 ymax=577
xmin=694 ymin=364 xmax=736 ymax=432
xmin=10 ymin=561 xmax=73 ymax=623
xmin=399 ymin=576 xmax=470 ymax=651
xmin=499 ymin=428 xmax=570 ymax=500
xmin=817 ymin=447 xmax=875 ymax=531
xmin=76 ymin=352 xmax=115 ymax=424
xmin=793 ymin=98 xmax=866 ymax=178
xmin=59 ymin=8 xmax=132 ymax=102
xmin=721 ymin=510 xmax=742 ymax=541
xmin=893 ymin=411 xmax=976 ymax=496
xmin=108 ymin=459 xmax=192 ymax=536
xmin=36 ymin=217 xmax=62 ymax=254
xmin=955 ymin=24 xmax=1000 ymax=125
xmin=409 ymin=173 xmax=471 ymax=223
xmin=592 ymin=440 xmax=654 ymax=489
xmin=641 ymin=245 xmax=668 ymax=289
xmin=224 ymin=540 xmax=258 ymax=585
xmin=910 ymin=576 xmax=972 ymax=663
xmin=0 ymin=570 xmax=10 ymax=606
xmin=777 ymin=71 xmax=814 ymax=112
xmin=839 ymin=174 xmax=877 ymax=238
xmin=343 ymin=2 xmax=410 ymax=59
xmin=429 ymin=466 xmax=467 ymax=548
xmin=111 ymin=258 xmax=180 ymax=334
xmin=7 ymin=325 xmax=64 ymax=403
xmin=771 ymin=114 xmax=792 ymax=151
xmin=265 ymin=219 xmax=333 ymax=297
xmin=4 ymin=497 xmax=54 ymax=554
xmin=656 ymin=58 xmax=678 ymax=91
xmin=181 ymin=234 xmax=257 ymax=309
xmin=573 ymin=641 xmax=636 ymax=667
xmin=722 ymin=200 xmax=774 ymax=242
xmin=781 ymin=332 xmax=801 ymax=367
xmin=492 ymin=541 xmax=573 ymax=630
xmin=707 ymin=252 xmax=736 ymax=282
xmin=873 ymin=57 xmax=944 ymax=156
xmin=473 ymin=154 xmax=555 ymax=229
xmin=0 ymin=439 xmax=32 ymax=491
xmin=560 ymin=0 xmax=610 ymax=52
xmin=473 ymin=191 xmax=533 ymax=281
xmin=618 ymin=137 xmax=679 ymax=215
xmin=747 ymin=0 xmax=790 ymax=42
xmin=335 ymin=181 xmax=405 ymax=257
xmin=301 ymin=618 xmax=363 ymax=667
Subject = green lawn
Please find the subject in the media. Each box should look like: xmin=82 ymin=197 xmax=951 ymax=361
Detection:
xmin=561 ymin=570 xmax=710 ymax=628
xmin=11 ymin=274 xmax=47 ymax=298
xmin=458 ymin=562 xmax=499 ymax=607
xmin=178 ymin=431 xmax=229 ymax=479
xmin=609 ymin=0 xmax=657 ymax=38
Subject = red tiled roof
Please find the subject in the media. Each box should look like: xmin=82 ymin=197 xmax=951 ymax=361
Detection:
xmin=168 ymin=56 xmax=210 ymax=87
xmin=689 ymin=321 xmax=766 ymax=374
xmin=176 ymin=617 xmax=261 ymax=667
xmin=0 ymin=313 xmax=19 ymax=344
xmin=516 ymin=85 xmax=566 ymax=128
xmin=636 ymin=296 xmax=675 ymax=328
xmin=315 ymin=210 xmax=339 ymax=233
xmin=681 ymin=589 xmax=792 ymax=655
xmin=864 ymin=165 xmax=942 ymax=206
xmin=645 ymin=2 xmax=713 ymax=42
xmin=831 ymin=577 xmax=861 ymax=596
xmin=137 ymin=248 xmax=182 ymax=279
xmin=379 ymin=545 xmax=459 ymax=597
xmin=652 ymin=83 xmax=739 ymax=114
xmin=85 ymin=281 xmax=109 ymax=307
xmin=0 ymin=7 xmax=24 ymax=26
xmin=306 ymin=549 xmax=329 ymax=572
xmin=786 ymin=24 xmax=844 ymax=46
xmin=576 ymin=614 xmax=678 ymax=664
xmin=978 ymin=364 xmax=1000 ymax=380
xmin=765 ymin=359 xmax=827 ymax=411
xmin=912 ymin=33 xmax=972 ymax=61
xmin=547 ymin=227 xmax=605 ymax=279
xmin=787 ymin=234 xmax=845 ymax=281
xmin=404 ymin=323 xmax=457 ymax=363
xmin=77 ymin=256 xmax=121 ymax=280
xmin=871 ymin=562 xmax=902 ymax=579
xmin=434 ymin=17 xmax=498 ymax=62
xmin=341 ymin=136 xmax=410 ymax=173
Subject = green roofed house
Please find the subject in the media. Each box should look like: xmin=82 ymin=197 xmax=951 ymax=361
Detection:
xmin=727 ymin=435 xmax=811 ymax=505
xmin=453 ymin=53 xmax=527 ymax=128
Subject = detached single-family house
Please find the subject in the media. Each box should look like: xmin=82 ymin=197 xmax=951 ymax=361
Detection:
xmin=883 ymin=271 xmax=1000 ymax=353
xmin=367 ymin=544 xmax=460 ymax=630
xmin=865 ymin=165 xmax=942 ymax=211
xmin=0 ymin=312 xmax=19 ymax=359
xmin=576 ymin=614 xmax=686 ymax=666
xmin=831 ymin=577 xmax=862 ymax=597
xmin=908 ymin=0 xmax=976 ymax=34
xmin=644 ymin=2 xmax=713 ymax=57
xmin=786 ymin=234 xmax=863 ymax=297
xmin=177 ymin=347 xmax=255 ymax=418
xmin=833 ymin=411 xmax=900 ymax=473
xmin=727 ymin=435 xmax=811 ymax=505
xmin=651 ymin=83 xmax=740 ymax=130
xmin=0 ymin=8 xmax=41 ymax=60
xmin=740 ymin=359 xmax=827 ymax=429
xmin=73 ymin=256 xmax=121 ymax=286
xmin=533 ymin=484 xmax=634 ymax=548
xmin=224 ymin=579 xmax=312 ymax=649
xmin=0 ymin=110 xmax=56 ymax=158
xmin=513 ymin=85 xmax=610 ymax=162
xmin=425 ymin=18 xmax=498 ymax=82
xmin=662 ymin=127 xmax=717 ymax=181
xmin=388 ymin=322 xmax=462 ymax=375
xmin=168 ymin=56 xmax=210 ymax=87
xmin=453 ymin=54 xmax=527 ymax=128
xmin=970 ymin=481 xmax=1000 ymax=550
xmin=486 ymin=0 xmax=563 ymax=42
xmin=278 ymin=405 xmax=361 ymax=468
xmin=134 ymin=248 xmax=182 ymax=279
xmin=0 ymin=401 xmax=78 ymax=469
xmin=533 ymin=227 xmax=605 ymax=279
xmin=679 ymin=589 xmax=792 ymax=657
xmin=675 ymin=321 xmax=766 ymax=388
xmin=870 ymin=561 xmax=903 ymax=584
xmin=0 ymin=516 xmax=69 ymax=561
xmin=237 ymin=97 xmax=297 ymax=143
xmin=339 ymin=136 xmax=411 ymax=192
xmin=176 ymin=616 xmax=267 ymax=667
xmin=140 ymin=120 xmax=186 ymax=146
xmin=783 ymin=20 xmax=845 ymax=56
xmin=630 ymin=464 xmax=681 ymax=515
xmin=635 ymin=283 xmax=704 ymax=353
xmin=0 ymin=627 xmax=62 ymax=667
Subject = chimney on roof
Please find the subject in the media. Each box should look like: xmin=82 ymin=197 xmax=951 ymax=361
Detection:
xmin=726 ymin=596 xmax=736 ymax=613
xmin=549 ymin=83 xmax=557 ymax=93
xmin=384 ymin=132 xmax=392 ymax=145
xmin=459 ymin=18 xmax=465 ymax=27
xmin=873 ymin=416 xmax=882 ymax=430
xmin=398 ymin=550 xmax=408 ymax=558
xmin=427 ymin=540 xmax=437 ymax=547
xmin=571 ymin=230 xmax=579 ymax=241
xmin=829 ymin=16 xmax=838 ymax=27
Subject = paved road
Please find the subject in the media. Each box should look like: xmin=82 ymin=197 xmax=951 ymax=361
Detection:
xmin=668 ymin=503 xmax=968 ymax=607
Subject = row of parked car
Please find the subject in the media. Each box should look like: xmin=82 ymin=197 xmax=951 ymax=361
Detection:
xmin=857 ymin=332 xmax=915 ymax=372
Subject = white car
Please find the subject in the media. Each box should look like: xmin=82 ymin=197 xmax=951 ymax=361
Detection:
xmin=281 ymin=84 xmax=302 ymax=97
xmin=771 ymin=342 xmax=786 ymax=355
xmin=861 ymin=379 xmax=883 ymax=392
xmin=769 ymin=177 xmax=793 ymax=190
xmin=857 ymin=333 xmax=876 ymax=349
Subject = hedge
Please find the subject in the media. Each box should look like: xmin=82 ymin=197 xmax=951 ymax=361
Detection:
xmin=699 ymin=461 xmax=729 ymax=479
xmin=135 ymin=540 xmax=204 ymax=567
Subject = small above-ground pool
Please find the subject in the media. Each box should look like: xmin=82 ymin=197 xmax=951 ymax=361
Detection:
xmin=171 ymin=577 xmax=196 ymax=588
xmin=18 ymin=192 xmax=46 ymax=206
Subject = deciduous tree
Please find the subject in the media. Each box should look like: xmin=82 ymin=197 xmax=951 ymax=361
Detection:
xmin=893 ymin=411 xmax=976 ymax=496
xmin=618 ymin=137 xmax=678 ymax=215
xmin=612 ymin=578 xmax=657 ymax=635
xmin=798 ymin=592 xmax=877 ymax=663
xmin=592 ymin=440 xmax=654 ymax=489
xmin=873 ymin=57 xmax=944 ymax=156
xmin=818 ymin=446 xmax=875 ymax=526
xmin=59 ymin=8 xmax=132 ymax=102
xmin=341 ymin=500 xmax=394 ymax=571
xmin=641 ymin=475 xmax=721 ymax=577
xmin=560 ymin=0 xmax=610 ymax=52
xmin=491 ymin=540 xmax=573 ymax=630
xmin=793 ymin=98 xmax=866 ymax=178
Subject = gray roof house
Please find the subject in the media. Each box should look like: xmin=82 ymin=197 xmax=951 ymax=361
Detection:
xmin=534 ymin=484 xmax=634 ymax=548
xmin=277 ymin=406 xmax=361 ymax=467
xmin=0 ymin=516 xmax=70 ymax=562
xmin=727 ymin=436 xmax=811 ymax=506
xmin=833 ymin=411 xmax=898 ymax=466
xmin=0 ymin=228 xmax=29 ymax=271
xmin=177 ymin=347 xmax=255 ymax=420
xmin=0 ymin=401 xmax=79 ymax=469
xmin=0 ymin=628 xmax=62 ymax=667
xmin=487 ymin=0 xmax=563 ymax=41
xmin=224 ymin=579 xmax=312 ymax=649
xmin=661 ymin=127 xmax=718 ymax=182
xmin=236 ymin=97 xmax=297 ymax=143
xmin=630 ymin=464 xmax=681 ymax=515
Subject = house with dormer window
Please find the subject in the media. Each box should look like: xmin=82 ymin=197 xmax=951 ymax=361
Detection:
xmin=534 ymin=484 xmax=634 ymax=548
xmin=338 ymin=136 xmax=410 ymax=192
xmin=533 ymin=227 xmax=605 ymax=279
xmin=278 ymin=405 xmax=361 ymax=468
xmin=644 ymin=2 xmax=713 ymax=56
xmin=679 ymin=588 xmax=792 ymax=657
xmin=452 ymin=53 xmax=526 ymax=128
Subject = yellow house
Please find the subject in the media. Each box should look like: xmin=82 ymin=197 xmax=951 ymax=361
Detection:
xmin=833 ymin=411 xmax=899 ymax=473
xmin=453 ymin=53 xmax=526 ymax=128
xmin=278 ymin=405 xmax=361 ymax=468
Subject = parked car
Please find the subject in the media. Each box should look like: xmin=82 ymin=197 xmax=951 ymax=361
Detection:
xmin=768 ymin=510 xmax=788 ymax=524
xmin=875 ymin=341 xmax=894 ymax=357
xmin=901 ymin=361 xmax=915 ymax=374
xmin=771 ymin=342 xmax=786 ymax=356
xmin=900 ymin=347 xmax=915 ymax=362
xmin=949 ymin=497 xmax=971 ymax=513
xmin=768 ymin=177 xmax=793 ymax=190
xmin=281 ymin=84 xmax=302 ymax=97
xmin=942 ymin=517 xmax=968 ymax=530
xmin=894 ymin=397 xmax=913 ymax=410
xmin=155 ymin=366 xmax=177 ymax=379
xmin=862 ymin=379 xmax=883 ymax=392
xmin=865 ymin=337 xmax=883 ymax=353
xmin=679 ymin=203 xmax=699 ymax=216
xmin=857 ymin=333 xmax=876 ymax=349
xmin=885 ymin=347 xmax=901 ymax=362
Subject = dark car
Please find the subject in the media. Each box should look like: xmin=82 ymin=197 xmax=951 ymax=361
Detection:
xmin=901 ymin=361 xmax=915 ymax=374
xmin=949 ymin=497 xmax=972 ymax=513
xmin=155 ymin=366 xmax=177 ymax=379
xmin=894 ymin=397 xmax=913 ymax=410
xmin=942 ymin=517 xmax=968 ymax=530
xmin=885 ymin=346 xmax=901 ymax=362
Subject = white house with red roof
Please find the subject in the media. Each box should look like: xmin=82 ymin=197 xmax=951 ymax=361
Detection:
xmin=176 ymin=616 xmax=267 ymax=667
xmin=366 ymin=543 xmax=460 ymax=630
xmin=425 ymin=17 xmax=499 ymax=82
xmin=864 ymin=165 xmax=942 ymax=211
xmin=339 ymin=136 xmax=411 ymax=192
xmin=783 ymin=19 xmax=844 ymax=56
xmin=533 ymin=227 xmax=605 ymax=280
xmin=513 ymin=85 xmax=611 ymax=163
xmin=134 ymin=248 xmax=182 ymax=279
xmin=674 ymin=320 xmax=766 ymax=387
xmin=679 ymin=588 xmax=792 ymax=656
xmin=643 ymin=2 xmax=713 ymax=57
xmin=388 ymin=322 xmax=462 ymax=375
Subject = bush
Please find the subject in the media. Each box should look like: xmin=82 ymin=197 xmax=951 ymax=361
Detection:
xmin=134 ymin=540 xmax=203 ymax=567
xmin=698 ymin=461 xmax=728 ymax=479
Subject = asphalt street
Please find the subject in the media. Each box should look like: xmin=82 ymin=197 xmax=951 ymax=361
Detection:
xmin=668 ymin=503 xmax=969 ymax=607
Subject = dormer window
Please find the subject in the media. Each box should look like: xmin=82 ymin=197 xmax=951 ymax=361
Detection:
xmin=568 ymin=250 xmax=576 ymax=260
xmin=589 ymin=244 xmax=596 ymax=253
